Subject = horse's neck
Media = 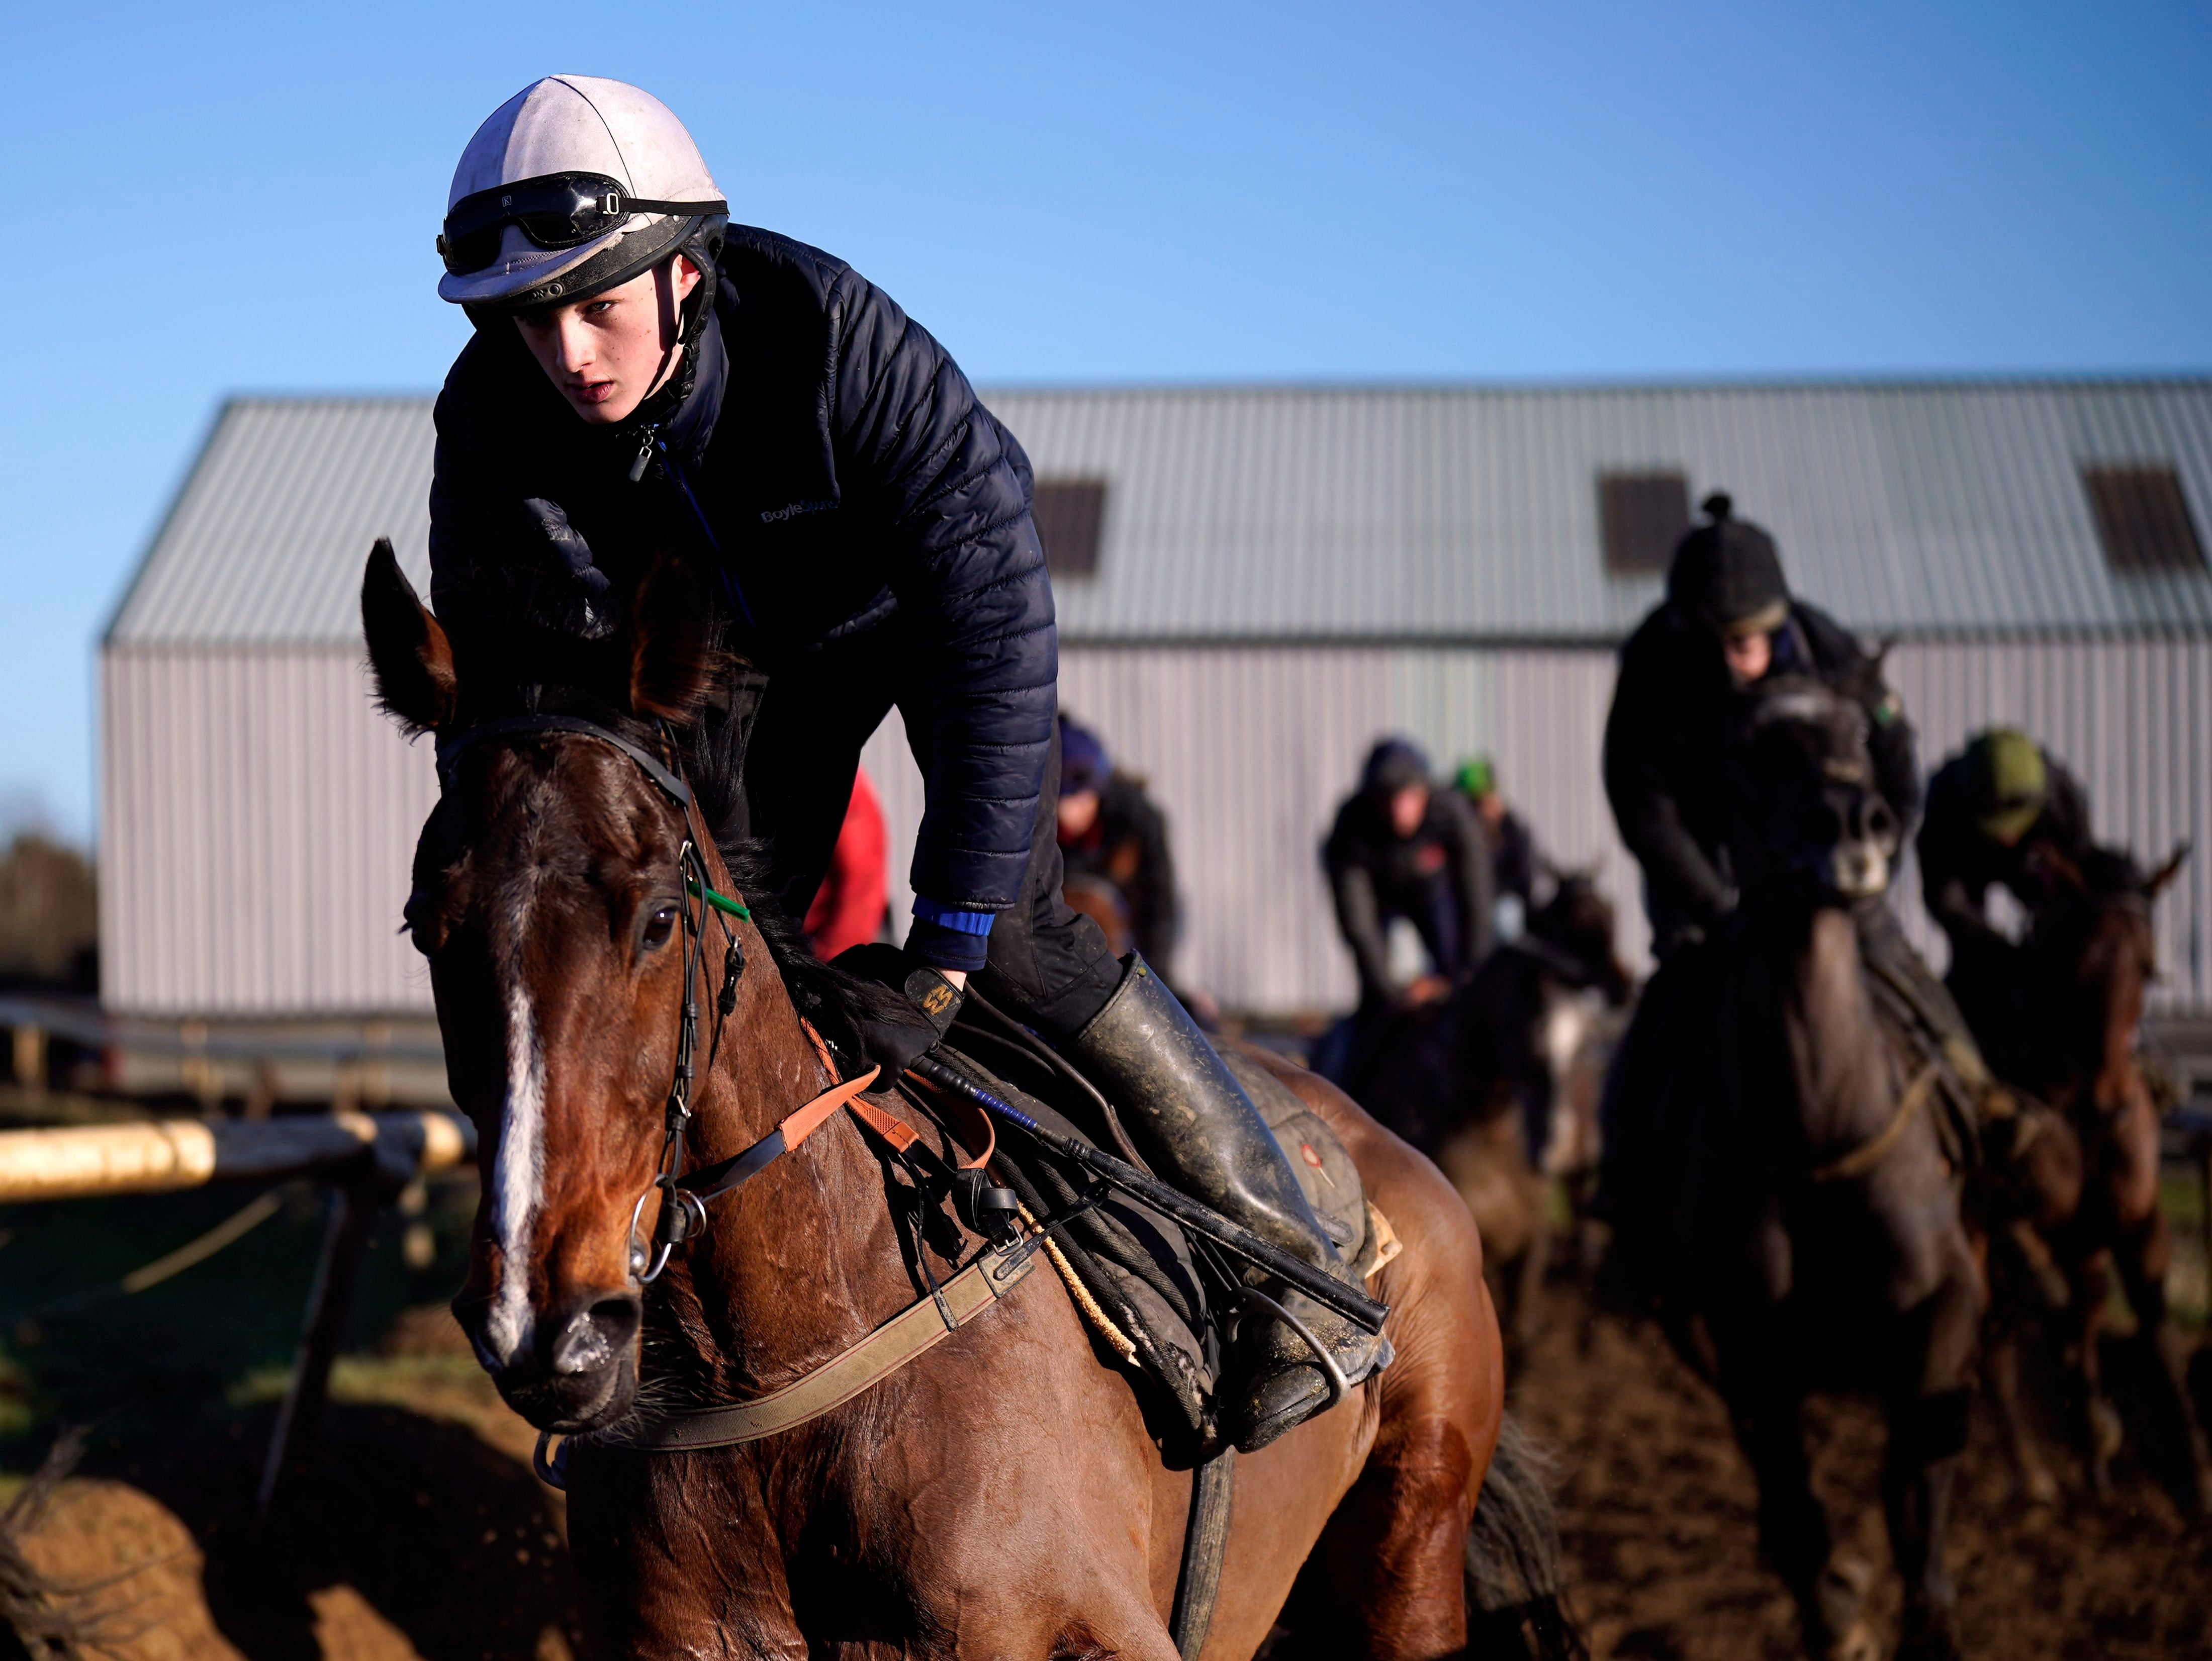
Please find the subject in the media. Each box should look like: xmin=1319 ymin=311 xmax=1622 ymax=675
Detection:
xmin=2085 ymin=909 xmax=2150 ymax=1112
xmin=654 ymin=941 xmax=915 ymax=1402
xmin=1762 ymin=906 xmax=1898 ymax=1142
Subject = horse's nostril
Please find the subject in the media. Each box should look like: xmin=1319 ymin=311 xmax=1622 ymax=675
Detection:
xmin=591 ymin=1295 xmax=642 ymax=1347
xmin=548 ymin=1296 xmax=642 ymax=1376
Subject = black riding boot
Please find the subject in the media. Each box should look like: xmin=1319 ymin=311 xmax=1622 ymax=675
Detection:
xmin=1064 ymin=956 xmax=1390 ymax=1451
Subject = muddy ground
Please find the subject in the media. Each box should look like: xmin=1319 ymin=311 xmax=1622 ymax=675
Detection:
xmin=11 ymin=1289 xmax=2209 ymax=1660
xmin=1510 ymin=1281 xmax=2212 ymax=1660
xmin=4 ymin=1178 xmax=2209 ymax=1658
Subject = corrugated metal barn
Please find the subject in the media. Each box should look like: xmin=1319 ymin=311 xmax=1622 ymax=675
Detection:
xmin=102 ymin=381 xmax=2212 ymax=1024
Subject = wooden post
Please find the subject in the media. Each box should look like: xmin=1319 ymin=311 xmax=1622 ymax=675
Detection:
xmin=253 ymin=1182 xmax=382 ymax=1553
xmin=11 ymin=1024 xmax=45 ymax=1098
xmin=362 ymin=1022 xmax=392 ymax=1110
xmin=181 ymin=1022 xmax=219 ymax=1114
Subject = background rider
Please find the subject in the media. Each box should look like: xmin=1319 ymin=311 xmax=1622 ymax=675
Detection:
xmin=1323 ymin=738 xmax=1498 ymax=1014
xmin=1453 ymin=754 xmax=1541 ymax=938
xmin=1053 ymin=713 xmax=1183 ymax=983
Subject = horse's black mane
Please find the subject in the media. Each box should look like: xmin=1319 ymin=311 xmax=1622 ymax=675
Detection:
xmin=674 ymin=709 xmax=913 ymax=1066
xmin=712 ymin=834 xmax=910 ymax=1067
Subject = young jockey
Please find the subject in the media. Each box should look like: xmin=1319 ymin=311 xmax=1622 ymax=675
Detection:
xmin=424 ymin=76 xmax=1382 ymax=1449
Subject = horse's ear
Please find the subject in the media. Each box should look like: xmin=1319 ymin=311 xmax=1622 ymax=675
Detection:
xmin=361 ymin=539 xmax=456 ymax=734
xmin=628 ymin=556 xmax=724 ymax=722
xmin=2146 ymin=840 xmax=2191 ymax=899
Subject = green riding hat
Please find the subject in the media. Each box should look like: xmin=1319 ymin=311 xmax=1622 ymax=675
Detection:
xmin=1965 ymin=727 xmax=2049 ymax=843
xmin=1454 ymin=755 xmax=1497 ymax=798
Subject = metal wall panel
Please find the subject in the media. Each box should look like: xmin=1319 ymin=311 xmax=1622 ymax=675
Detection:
xmin=102 ymin=633 xmax=2205 ymax=1020
xmin=863 ymin=647 xmax=1649 ymax=1013
xmin=866 ymin=641 xmax=2212 ymax=1017
xmin=101 ymin=645 xmax=439 ymax=1015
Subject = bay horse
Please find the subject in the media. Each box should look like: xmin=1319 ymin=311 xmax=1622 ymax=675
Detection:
xmin=360 ymin=542 xmax=1565 ymax=1658
xmin=1965 ymin=839 xmax=2206 ymax=1510
xmin=1681 ymin=678 xmax=1982 ymax=1661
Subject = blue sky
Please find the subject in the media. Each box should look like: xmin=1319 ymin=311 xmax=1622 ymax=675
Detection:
xmin=3 ymin=0 xmax=2206 ymax=842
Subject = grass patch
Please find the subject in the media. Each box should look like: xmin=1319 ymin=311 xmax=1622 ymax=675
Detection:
xmin=231 ymin=1352 xmax=532 ymax=1461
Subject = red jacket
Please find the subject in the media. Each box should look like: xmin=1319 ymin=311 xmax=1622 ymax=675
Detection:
xmin=805 ymin=768 xmax=889 ymax=959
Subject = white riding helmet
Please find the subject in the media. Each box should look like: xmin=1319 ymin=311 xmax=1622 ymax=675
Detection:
xmin=437 ymin=76 xmax=726 ymax=311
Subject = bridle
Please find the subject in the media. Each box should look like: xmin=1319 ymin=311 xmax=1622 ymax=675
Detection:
xmin=434 ymin=709 xmax=890 ymax=1287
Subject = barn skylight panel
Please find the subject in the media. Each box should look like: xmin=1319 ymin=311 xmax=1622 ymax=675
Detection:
xmin=2082 ymin=463 xmax=2207 ymax=575
xmin=1033 ymin=479 xmax=1109 ymax=579
xmin=1598 ymin=471 xmax=1691 ymax=576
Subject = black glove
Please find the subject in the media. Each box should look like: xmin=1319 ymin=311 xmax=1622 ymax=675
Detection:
xmin=832 ymin=943 xmax=966 ymax=1075
xmin=519 ymin=497 xmax=618 ymax=640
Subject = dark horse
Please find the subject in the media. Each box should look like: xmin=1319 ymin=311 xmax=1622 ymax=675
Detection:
xmin=1330 ymin=876 xmax=1631 ymax=1341
xmin=361 ymin=542 xmax=1565 ymax=1658
xmin=1963 ymin=839 xmax=2206 ymax=1510
xmin=1681 ymin=678 xmax=1982 ymax=1661
xmin=1333 ymin=875 xmax=1630 ymax=1164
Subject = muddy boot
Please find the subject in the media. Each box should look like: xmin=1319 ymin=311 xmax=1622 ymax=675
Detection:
xmin=1063 ymin=957 xmax=1390 ymax=1450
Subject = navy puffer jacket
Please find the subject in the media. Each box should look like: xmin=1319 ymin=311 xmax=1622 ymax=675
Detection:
xmin=426 ymin=225 xmax=1056 ymax=915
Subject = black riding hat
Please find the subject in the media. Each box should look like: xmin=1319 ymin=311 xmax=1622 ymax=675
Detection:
xmin=1667 ymin=493 xmax=1790 ymax=636
xmin=1361 ymin=737 xmax=1432 ymax=796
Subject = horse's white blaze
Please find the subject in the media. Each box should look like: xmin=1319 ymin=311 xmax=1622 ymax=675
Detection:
xmin=486 ymin=983 xmax=545 ymax=1362
xmin=1538 ymin=985 xmax=1602 ymax=1177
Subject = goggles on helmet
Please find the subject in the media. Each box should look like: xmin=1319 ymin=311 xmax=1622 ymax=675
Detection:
xmin=438 ymin=172 xmax=727 ymax=275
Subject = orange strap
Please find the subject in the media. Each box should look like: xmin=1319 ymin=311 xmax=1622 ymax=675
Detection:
xmin=902 ymin=1067 xmax=997 ymax=1170
xmin=790 ymin=1016 xmax=987 ymax=1168
xmin=777 ymin=1066 xmax=886 ymax=1151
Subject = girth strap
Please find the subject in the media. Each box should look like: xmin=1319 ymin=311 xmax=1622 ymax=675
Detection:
xmin=606 ymin=1240 xmax=1039 ymax=1450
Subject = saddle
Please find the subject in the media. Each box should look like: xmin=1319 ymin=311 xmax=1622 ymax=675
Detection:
xmin=927 ymin=1006 xmax=1397 ymax=1458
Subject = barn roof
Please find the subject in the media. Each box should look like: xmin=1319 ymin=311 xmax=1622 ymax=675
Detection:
xmin=108 ymin=379 xmax=2212 ymax=648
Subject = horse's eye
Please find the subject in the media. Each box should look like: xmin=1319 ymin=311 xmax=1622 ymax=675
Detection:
xmin=642 ymin=905 xmax=678 ymax=949
xmin=401 ymin=893 xmax=439 ymax=956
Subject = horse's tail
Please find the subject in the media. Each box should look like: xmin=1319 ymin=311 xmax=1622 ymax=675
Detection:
xmin=1464 ymin=1414 xmax=1586 ymax=1661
